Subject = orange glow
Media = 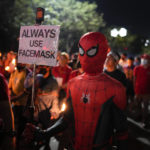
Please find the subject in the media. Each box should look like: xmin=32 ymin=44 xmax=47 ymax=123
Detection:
xmin=51 ymin=116 xmax=54 ymax=120
xmin=5 ymin=66 xmax=10 ymax=71
xmin=61 ymin=103 xmax=66 ymax=112
xmin=107 ymin=47 xmax=111 ymax=53
xmin=12 ymin=58 xmax=16 ymax=65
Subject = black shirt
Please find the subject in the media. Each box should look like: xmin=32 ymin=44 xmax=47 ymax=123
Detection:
xmin=104 ymin=69 xmax=127 ymax=87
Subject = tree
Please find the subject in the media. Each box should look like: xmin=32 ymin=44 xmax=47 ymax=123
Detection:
xmin=32 ymin=0 xmax=105 ymax=53
xmin=0 ymin=0 xmax=105 ymax=53
xmin=103 ymin=27 xmax=146 ymax=55
xmin=0 ymin=0 xmax=15 ymax=51
xmin=142 ymin=38 xmax=150 ymax=55
xmin=0 ymin=0 xmax=35 ymax=52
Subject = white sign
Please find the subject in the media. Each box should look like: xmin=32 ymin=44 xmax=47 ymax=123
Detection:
xmin=18 ymin=25 xmax=60 ymax=66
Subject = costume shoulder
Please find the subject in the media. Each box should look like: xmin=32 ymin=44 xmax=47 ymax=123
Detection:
xmin=103 ymin=73 xmax=127 ymax=110
xmin=68 ymin=73 xmax=84 ymax=84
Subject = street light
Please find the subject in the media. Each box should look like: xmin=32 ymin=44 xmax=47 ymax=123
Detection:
xmin=110 ymin=28 xmax=127 ymax=37
xmin=119 ymin=28 xmax=127 ymax=37
xmin=145 ymin=39 xmax=149 ymax=47
xmin=110 ymin=28 xmax=118 ymax=37
xmin=110 ymin=28 xmax=128 ymax=52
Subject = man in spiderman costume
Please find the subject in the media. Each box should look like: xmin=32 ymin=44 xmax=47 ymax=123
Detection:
xmin=24 ymin=32 xmax=128 ymax=150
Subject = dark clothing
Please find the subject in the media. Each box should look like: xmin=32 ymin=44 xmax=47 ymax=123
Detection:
xmin=39 ymin=75 xmax=58 ymax=93
xmin=104 ymin=69 xmax=127 ymax=87
xmin=0 ymin=73 xmax=9 ymax=101
xmin=0 ymin=73 xmax=15 ymax=150
xmin=126 ymin=80 xmax=134 ymax=97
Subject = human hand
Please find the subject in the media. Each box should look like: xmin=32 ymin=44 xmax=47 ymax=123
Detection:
xmin=23 ymin=123 xmax=36 ymax=143
xmin=23 ymin=123 xmax=45 ymax=143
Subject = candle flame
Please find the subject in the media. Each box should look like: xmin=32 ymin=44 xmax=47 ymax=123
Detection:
xmin=5 ymin=66 xmax=10 ymax=71
xmin=61 ymin=103 xmax=66 ymax=112
xmin=12 ymin=58 xmax=16 ymax=65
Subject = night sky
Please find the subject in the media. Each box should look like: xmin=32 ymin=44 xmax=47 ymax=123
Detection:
xmin=98 ymin=0 xmax=150 ymax=36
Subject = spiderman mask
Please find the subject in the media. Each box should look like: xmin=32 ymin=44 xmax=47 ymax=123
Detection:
xmin=78 ymin=32 xmax=109 ymax=74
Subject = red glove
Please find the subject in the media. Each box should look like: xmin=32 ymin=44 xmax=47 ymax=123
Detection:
xmin=23 ymin=123 xmax=36 ymax=143
xmin=23 ymin=123 xmax=45 ymax=143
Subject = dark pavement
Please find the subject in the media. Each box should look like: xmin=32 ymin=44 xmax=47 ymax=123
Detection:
xmin=128 ymin=117 xmax=150 ymax=150
xmin=47 ymin=117 xmax=150 ymax=150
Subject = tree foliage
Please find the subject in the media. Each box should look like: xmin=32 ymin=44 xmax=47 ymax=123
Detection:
xmin=0 ymin=0 xmax=15 ymax=51
xmin=103 ymin=27 xmax=147 ymax=55
xmin=32 ymin=0 xmax=105 ymax=53
xmin=142 ymin=38 xmax=150 ymax=55
xmin=0 ymin=0 xmax=105 ymax=53
xmin=0 ymin=0 xmax=35 ymax=51
xmin=12 ymin=0 xmax=35 ymax=27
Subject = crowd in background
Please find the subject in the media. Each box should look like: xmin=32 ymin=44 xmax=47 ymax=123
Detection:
xmin=0 ymin=49 xmax=150 ymax=150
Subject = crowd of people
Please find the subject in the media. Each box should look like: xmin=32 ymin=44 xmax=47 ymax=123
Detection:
xmin=0 ymin=32 xmax=150 ymax=150
xmin=104 ymin=51 xmax=150 ymax=129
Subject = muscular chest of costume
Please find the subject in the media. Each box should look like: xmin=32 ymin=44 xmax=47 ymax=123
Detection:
xmin=69 ymin=75 xmax=111 ymax=149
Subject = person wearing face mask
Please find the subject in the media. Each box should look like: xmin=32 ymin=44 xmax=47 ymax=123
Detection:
xmin=133 ymin=54 xmax=150 ymax=128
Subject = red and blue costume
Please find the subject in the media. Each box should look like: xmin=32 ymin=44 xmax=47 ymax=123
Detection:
xmin=66 ymin=32 xmax=127 ymax=149
xmin=25 ymin=32 xmax=128 ymax=150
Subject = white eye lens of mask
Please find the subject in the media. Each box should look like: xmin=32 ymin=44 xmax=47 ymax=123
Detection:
xmin=79 ymin=47 xmax=84 ymax=56
xmin=87 ymin=47 xmax=97 ymax=57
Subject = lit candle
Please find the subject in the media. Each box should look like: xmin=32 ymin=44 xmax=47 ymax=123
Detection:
xmin=12 ymin=58 xmax=16 ymax=65
xmin=5 ymin=66 xmax=10 ymax=71
xmin=61 ymin=103 xmax=66 ymax=112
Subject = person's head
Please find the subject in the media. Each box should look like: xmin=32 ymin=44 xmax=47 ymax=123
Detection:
xmin=105 ymin=51 xmax=120 ymax=71
xmin=16 ymin=63 xmax=25 ymax=72
xmin=38 ymin=65 xmax=51 ymax=78
xmin=134 ymin=56 xmax=141 ymax=66
xmin=78 ymin=32 xmax=109 ymax=74
xmin=71 ymin=52 xmax=78 ymax=61
xmin=127 ymin=57 xmax=134 ymax=67
xmin=121 ymin=53 xmax=127 ymax=60
xmin=15 ymin=56 xmax=25 ymax=71
xmin=39 ymin=75 xmax=58 ymax=95
xmin=76 ymin=61 xmax=84 ymax=73
xmin=11 ymin=52 xmax=17 ymax=59
xmin=59 ymin=52 xmax=69 ymax=67
xmin=140 ymin=54 xmax=150 ymax=67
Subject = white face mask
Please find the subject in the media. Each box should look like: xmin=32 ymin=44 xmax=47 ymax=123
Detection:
xmin=141 ymin=58 xmax=148 ymax=66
